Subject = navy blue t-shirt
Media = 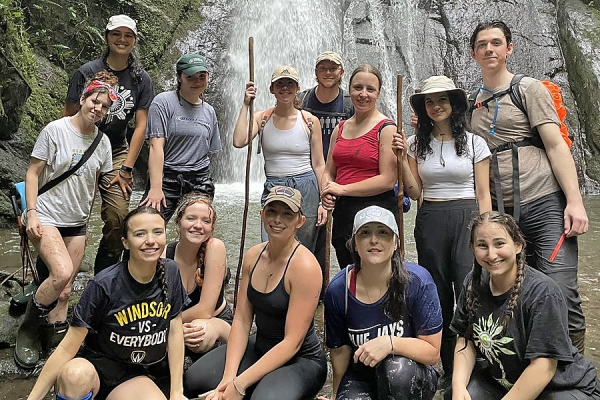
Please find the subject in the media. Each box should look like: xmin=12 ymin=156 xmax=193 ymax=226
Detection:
xmin=300 ymin=87 xmax=353 ymax=159
xmin=324 ymin=262 xmax=442 ymax=362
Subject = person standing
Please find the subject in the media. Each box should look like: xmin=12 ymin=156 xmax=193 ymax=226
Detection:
xmin=16 ymin=72 xmax=115 ymax=369
xmin=233 ymin=66 xmax=326 ymax=253
xmin=64 ymin=14 xmax=154 ymax=274
xmin=393 ymin=75 xmax=491 ymax=388
xmin=468 ymin=20 xmax=588 ymax=351
xmin=321 ymin=64 xmax=398 ymax=270
xmin=141 ymin=53 xmax=222 ymax=222
xmin=299 ymin=51 xmax=354 ymax=276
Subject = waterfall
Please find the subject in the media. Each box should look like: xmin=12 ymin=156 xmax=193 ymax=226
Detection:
xmin=180 ymin=0 xmax=343 ymax=183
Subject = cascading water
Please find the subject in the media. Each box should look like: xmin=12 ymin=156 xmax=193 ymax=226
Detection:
xmin=180 ymin=0 xmax=344 ymax=183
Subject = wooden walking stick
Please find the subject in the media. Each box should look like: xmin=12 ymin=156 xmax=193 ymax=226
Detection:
xmin=234 ymin=37 xmax=254 ymax=309
xmin=396 ymin=75 xmax=405 ymax=257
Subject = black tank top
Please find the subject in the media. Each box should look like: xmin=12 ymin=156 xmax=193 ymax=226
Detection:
xmin=247 ymin=242 xmax=322 ymax=361
xmin=165 ymin=242 xmax=227 ymax=311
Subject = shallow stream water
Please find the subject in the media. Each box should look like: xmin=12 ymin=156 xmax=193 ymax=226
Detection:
xmin=0 ymin=185 xmax=598 ymax=398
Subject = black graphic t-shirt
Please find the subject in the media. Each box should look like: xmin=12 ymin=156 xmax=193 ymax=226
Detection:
xmin=301 ymin=87 xmax=354 ymax=159
xmin=72 ymin=259 xmax=187 ymax=366
xmin=66 ymin=58 xmax=154 ymax=149
xmin=451 ymin=266 xmax=599 ymax=394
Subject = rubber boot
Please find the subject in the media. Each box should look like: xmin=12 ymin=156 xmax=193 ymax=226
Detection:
xmin=40 ymin=320 xmax=69 ymax=353
xmin=9 ymin=257 xmax=49 ymax=316
xmin=14 ymin=297 xmax=50 ymax=369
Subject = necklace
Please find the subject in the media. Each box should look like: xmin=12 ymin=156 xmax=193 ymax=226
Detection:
xmin=261 ymin=241 xmax=298 ymax=279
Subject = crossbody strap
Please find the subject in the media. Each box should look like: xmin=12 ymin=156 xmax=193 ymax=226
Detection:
xmin=38 ymin=130 xmax=104 ymax=196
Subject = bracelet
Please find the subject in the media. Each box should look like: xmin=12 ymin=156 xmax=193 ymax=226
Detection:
xmin=120 ymin=165 xmax=133 ymax=173
xmin=26 ymin=208 xmax=36 ymax=213
xmin=389 ymin=335 xmax=394 ymax=352
xmin=232 ymin=378 xmax=246 ymax=396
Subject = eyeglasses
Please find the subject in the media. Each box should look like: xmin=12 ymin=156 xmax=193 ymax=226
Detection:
xmin=274 ymin=79 xmax=297 ymax=88
xmin=316 ymin=66 xmax=341 ymax=73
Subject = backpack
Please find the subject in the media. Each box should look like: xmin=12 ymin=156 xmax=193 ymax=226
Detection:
xmin=468 ymin=75 xmax=572 ymax=222
xmin=468 ymin=74 xmax=572 ymax=148
xmin=257 ymin=107 xmax=313 ymax=154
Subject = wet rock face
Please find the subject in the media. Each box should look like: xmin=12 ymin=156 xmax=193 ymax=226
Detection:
xmin=0 ymin=56 xmax=31 ymax=141
xmin=559 ymin=0 xmax=600 ymax=188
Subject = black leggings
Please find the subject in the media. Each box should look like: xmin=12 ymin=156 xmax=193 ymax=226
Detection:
xmin=337 ymin=356 xmax=438 ymax=400
xmin=184 ymin=335 xmax=327 ymax=400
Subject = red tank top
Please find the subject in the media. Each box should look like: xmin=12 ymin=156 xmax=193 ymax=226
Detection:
xmin=332 ymin=119 xmax=394 ymax=185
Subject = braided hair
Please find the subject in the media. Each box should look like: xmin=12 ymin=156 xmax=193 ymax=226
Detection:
xmin=410 ymin=90 xmax=469 ymax=161
xmin=347 ymin=235 xmax=409 ymax=321
xmin=122 ymin=206 xmax=169 ymax=301
xmin=461 ymin=211 xmax=527 ymax=349
xmin=174 ymin=192 xmax=217 ymax=287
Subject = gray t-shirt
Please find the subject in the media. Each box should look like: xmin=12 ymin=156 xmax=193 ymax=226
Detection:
xmin=29 ymin=117 xmax=112 ymax=226
xmin=470 ymin=77 xmax=561 ymax=205
xmin=146 ymin=91 xmax=222 ymax=173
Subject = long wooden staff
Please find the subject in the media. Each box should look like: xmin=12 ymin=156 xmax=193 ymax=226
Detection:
xmin=322 ymin=212 xmax=332 ymax=295
xmin=396 ymin=75 xmax=405 ymax=257
xmin=234 ymin=37 xmax=254 ymax=309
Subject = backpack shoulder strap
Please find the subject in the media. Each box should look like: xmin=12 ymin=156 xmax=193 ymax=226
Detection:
xmin=298 ymin=87 xmax=315 ymax=110
xmin=468 ymin=86 xmax=480 ymax=114
xmin=508 ymin=74 xmax=526 ymax=116
xmin=300 ymin=110 xmax=313 ymax=140
xmin=257 ymin=107 xmax=275 ymax=155
xmin=377 ymin=119 xmax=396 ymax=139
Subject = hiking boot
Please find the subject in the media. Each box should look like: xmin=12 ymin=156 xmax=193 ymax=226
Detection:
xmin=14 ymin=298 xmax=48 ymax=369
xmin=40 ymin=320 xmax=69 ymax=353
xmin=9 ymin=282 xmax=38 ymax=316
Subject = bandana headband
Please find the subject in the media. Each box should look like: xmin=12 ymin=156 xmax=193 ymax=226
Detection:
xmin=83 ymin=80 xmax=118 ymax=102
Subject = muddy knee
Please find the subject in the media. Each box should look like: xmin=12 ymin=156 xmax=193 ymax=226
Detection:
xmin=56 ymin=358 xmax=98 ymax=398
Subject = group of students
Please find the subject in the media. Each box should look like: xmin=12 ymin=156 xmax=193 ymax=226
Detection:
xmin=16 ymin=12 xmax=600 ymax=400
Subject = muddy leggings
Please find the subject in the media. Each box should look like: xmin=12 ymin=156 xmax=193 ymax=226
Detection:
xmin=336 ymin=356 xmax=438 ymax=400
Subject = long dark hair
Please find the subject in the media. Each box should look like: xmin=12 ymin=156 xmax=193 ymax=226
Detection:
xmin=460 ymin=211 xmax=526 ymax=348
xmin=102 ymin=31 xmax=144 ymax=85
xmin=122 ymin=206 xmax=168 ymax=301
xmin=469 ymin=20 xmax=513 ymax=50
xmin=347 ymin=236 xmax=409 ymax=321
xmin=174 ymin=192 xmax=217 ymax=287
xmin=410 ymin=90 xmax=469 ymax=160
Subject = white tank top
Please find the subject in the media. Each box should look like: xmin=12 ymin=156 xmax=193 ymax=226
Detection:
xmin=261 ymin=110 xmax=313 ymax=177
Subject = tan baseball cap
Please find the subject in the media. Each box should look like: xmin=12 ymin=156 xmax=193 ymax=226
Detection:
xmin=263 ymin=186 xmax=303 ymax=214
xmin=271 ymin=66 xmax=299 ymax=83
xmin=315 ymin=51 xmax=343 ymax=69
